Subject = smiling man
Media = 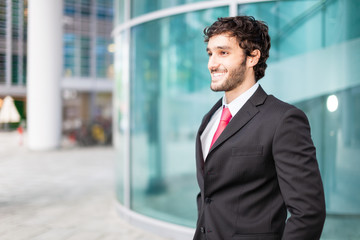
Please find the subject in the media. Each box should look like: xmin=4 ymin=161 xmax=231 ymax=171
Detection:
xmin=194 ymin=16 xmax=326 ymax=240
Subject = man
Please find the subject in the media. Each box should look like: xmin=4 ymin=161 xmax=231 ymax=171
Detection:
xmin=194 ymin=16 xmax=326 ymax=240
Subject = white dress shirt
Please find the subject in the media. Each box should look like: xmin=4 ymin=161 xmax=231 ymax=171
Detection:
xmin=200 ymin=83 xmax=259 ymax=160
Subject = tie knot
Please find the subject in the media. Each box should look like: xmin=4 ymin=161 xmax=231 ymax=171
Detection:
xmin=221 ymin=107 xmax=232 ymax=122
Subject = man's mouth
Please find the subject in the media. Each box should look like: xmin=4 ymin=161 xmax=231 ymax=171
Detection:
xmin=211 ymin=71 xmax=226 ymax=80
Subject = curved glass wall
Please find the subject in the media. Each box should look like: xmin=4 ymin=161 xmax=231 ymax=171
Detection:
xmin=130 ymin=7 xmax=227 ymax=227
xmin=131 ymin=0 xmax=218 ymax=18
xmin=114 ymin=0 xmax=360 ymax=238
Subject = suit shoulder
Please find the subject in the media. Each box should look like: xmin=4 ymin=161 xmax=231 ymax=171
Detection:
xmin=266 ymin=95 xmax=299 ymax=113
xmin=263 ymin=95 xmax=308 ymax=122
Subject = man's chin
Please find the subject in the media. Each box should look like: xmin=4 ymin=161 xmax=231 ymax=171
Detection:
xmin=210 ymin=84 xmax=223 ymax=92
xmin=211 ymin=81 xmax=230 ymax=92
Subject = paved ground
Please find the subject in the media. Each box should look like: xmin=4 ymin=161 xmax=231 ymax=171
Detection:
xmin=2 ymin=131 xmax=360 ymax=240
xmin=0 ymin=131 xmax=167 ymax=240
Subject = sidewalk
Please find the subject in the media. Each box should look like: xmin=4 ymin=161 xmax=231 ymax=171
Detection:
xmin=0 ymin=131 xmax=167 ymax=240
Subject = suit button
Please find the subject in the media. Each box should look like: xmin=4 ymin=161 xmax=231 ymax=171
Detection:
xmin=205 ymin=198 xmax=212 ymax=204
xmin=200 ymin=227 xmax=205 ymax=233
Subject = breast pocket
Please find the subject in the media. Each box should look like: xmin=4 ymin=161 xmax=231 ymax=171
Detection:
xmin=231 ymin=145 xmax=263 ymax=157
xmin=230 ymin=145 xmax=265 ymax=179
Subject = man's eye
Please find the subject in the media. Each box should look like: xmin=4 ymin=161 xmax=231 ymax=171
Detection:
xmin=207 ymin=52 xmax=212 ymax=56
xmin=221 ymin=51 xmax=228 ymax=55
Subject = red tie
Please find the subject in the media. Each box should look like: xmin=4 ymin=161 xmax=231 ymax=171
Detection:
xmin=209 ymin=107 xmax=232 ymax=150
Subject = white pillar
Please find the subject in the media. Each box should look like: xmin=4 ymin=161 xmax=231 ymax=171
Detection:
xmin=27 ymin=0 xmax=63 ymax=150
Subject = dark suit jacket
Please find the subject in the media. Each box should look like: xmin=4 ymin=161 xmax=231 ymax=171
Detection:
xmin=193 ymin=86 xmax=326 ymax=240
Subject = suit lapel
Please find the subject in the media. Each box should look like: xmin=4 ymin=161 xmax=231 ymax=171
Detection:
xmin=196 ymin=98 xmax=222 ymax=175
xmin=208 ymin=86 xmax=268 ymax=156
xmin=197 ymin=98 xmax=223 ymax=135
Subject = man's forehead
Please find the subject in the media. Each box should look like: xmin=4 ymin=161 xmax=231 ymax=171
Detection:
xmin=206 ymin=34 xmax=239 ymax=49
xmin=210 ymin=32 xmax=236 ymax=40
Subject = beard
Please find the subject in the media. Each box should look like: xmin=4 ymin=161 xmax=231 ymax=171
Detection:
xmin=210 ymin=59 xmax=246 ymax=92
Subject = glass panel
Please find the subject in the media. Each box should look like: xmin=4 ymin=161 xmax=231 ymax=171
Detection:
xmin=80 ymin=36 xmax=91 ymax=77
xmin=96 ymin=37 xmax=113 ymax=78
xmin=130 ymin=7 xmax=228 ymax=227
xmin=64 ymin=0 xmax=76 ymax=16
xmin=0 ymin=0 xmax=5 ymax=83
xmin=239 ymin=0 xmax=323 ymax=62
xmin=96 ymin=0 xmax=113 ymax=21
xmin=0 ymin=54 xmax=5 ymax=84
xmin=0 ymin=0 xmax=26 ymax=85
xmin=114 ymin=0 xmax=360 ymax=236
xmin=131 ymin=0 xmax=218 ymax=18
xmin=63 ymin=0 xmax=113 ymax=78
xmin=22 ymin=55 xmax=26 ymax=84
xmin=294 ymin=87 xmax=360 ymax=239
xmin=115 ymin=0 xmax=125 ymax=24
xmin=238 ymin=0 xmax=360 ymax=238
xmin=64 ymin=33 xmax=76 ymax=77
xmin=11 ymin=55 xmax=18 ymax=84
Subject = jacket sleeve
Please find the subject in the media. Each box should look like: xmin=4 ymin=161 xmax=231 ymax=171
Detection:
xmin=272 ymin=107 xmax=326 ymax=239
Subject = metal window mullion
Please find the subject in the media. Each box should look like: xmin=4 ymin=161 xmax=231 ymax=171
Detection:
xmin=5 ymin=0 xmax=12 ymax=87
xmin=90 ymin=0 xmax=96 ymax=80
xmin=75 ymin=0 xmax=81 ymax=77
xmin=229 ymin=0 xmax=238 ymax=16
xmin=123 ymin=0 xmax=131 ymax=210
xmin=18 ymin=0 xmax=24 ymax=85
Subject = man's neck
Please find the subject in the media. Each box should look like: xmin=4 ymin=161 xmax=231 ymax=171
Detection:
xmin=225 ymin=77 xmax=256 ymax=104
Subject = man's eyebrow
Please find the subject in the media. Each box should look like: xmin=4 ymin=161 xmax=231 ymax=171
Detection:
xmin=206 ymin=46 xmax=232 ymax=51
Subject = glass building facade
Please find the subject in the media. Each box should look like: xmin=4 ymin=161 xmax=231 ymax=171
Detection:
xmin=0 ymin=0 xmax=27 ymax=121
xmin=62 ymin=0 xmax=114 ymax=138
xmin=0 ymin=0 xmax=27 ymax=86
xmin=113 ymin=0 xmax=360 ymax=238
xmin=63 ymin=0 xmax=114 ymax=79
xmin=0 ymin=0 xmax=114 ymax=137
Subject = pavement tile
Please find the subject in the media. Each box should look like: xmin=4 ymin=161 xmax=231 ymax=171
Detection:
xmin=0 ymin=225 xmax=48 ymax=240
xmin=0 ymin=222 xmax=18 ymax=235
xmin=32 ymin=228 xmax=76 ymax=240
xmin=64 ymin=231 xmax=104 ymax=240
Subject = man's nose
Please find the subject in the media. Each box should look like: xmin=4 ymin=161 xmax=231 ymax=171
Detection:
xmin=208 ymin=56 xmax=220 ymax=70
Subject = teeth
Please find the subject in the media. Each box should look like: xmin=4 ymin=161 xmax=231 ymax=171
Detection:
xmin=212 ymin=72 xmax=225 ymax=77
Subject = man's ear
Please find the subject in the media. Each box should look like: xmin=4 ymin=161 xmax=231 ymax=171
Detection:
xmin=247 ymin=49 xmax=261 ymax=67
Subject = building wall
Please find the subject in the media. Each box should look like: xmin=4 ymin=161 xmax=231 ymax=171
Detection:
xmin=0 ymin=0 xmax=27 ymax=93
xmin=0 ymin=0 xmax=114 ymax=137
xmin=62 ymin=0 xmax=114 ymax=136
xmin=113 ymin=0 xmax=360 ymax=239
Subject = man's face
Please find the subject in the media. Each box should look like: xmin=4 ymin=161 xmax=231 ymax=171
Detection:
xmin=206 ymin=33 xmax=247 ymax=92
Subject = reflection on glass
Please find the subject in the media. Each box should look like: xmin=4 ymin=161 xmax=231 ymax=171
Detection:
xmin=296 ymin=86 xmax=360 ymax=215
xmin=326 ymin=95 xmax=338 ymax=112
xmin=114 ymin=0 xmax=360 ymax=237
xmin=131 ymin=0 xmax=217 ymax=18
xmin=237 ymin=0 xmax=360 ymax=238
xmin=130 ymin=7 xmax=227 ymax=227
xmin=114 ymin=32 xmax=127 ymax=204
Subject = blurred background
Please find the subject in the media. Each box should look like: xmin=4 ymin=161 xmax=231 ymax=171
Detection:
xmin=1 ymin=0 xmax=360 ymax=239
xmin=0 ymin=0 xmax=114 ymax=146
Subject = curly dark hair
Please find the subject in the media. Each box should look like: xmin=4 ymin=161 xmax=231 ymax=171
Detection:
xmin=204 ymin=16 xmax=271 ymax=81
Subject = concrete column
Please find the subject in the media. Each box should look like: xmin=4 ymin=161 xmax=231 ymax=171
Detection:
xmin=27 ymin=0 xmax=63 ymax=150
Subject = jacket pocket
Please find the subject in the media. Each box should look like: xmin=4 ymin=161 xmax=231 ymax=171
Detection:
xmin=232 ymin=233 xmax=279 ymax=240
xmin=232 ymin=145 xmax=263 ymax=156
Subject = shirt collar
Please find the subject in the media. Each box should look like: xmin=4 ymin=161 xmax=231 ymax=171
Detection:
xmin=222 ymin=83 xmax=259 ymax=118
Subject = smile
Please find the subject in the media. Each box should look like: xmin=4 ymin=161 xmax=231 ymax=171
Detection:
xmin=211 ymin=72 xmax=226 ymax=80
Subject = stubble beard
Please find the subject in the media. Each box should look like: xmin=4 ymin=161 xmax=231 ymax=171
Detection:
xmin=210 ymin=60 xmax=246 ymax=92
